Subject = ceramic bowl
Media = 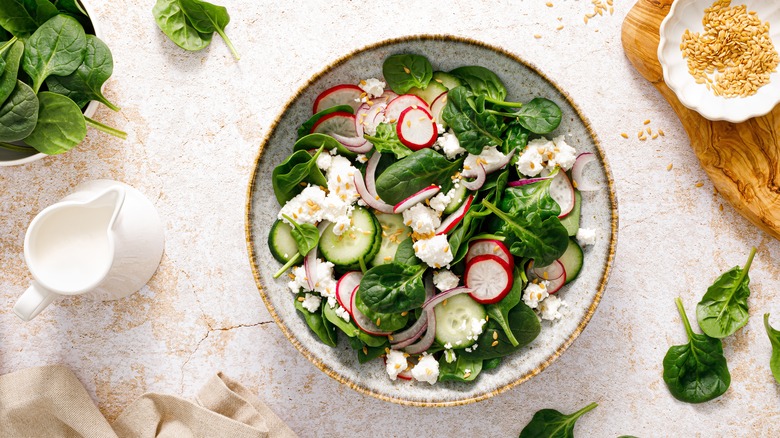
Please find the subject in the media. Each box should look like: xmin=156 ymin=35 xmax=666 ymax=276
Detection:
xmin=246 ymin=35 xmax=618 ymax=406
xmin=0 ymin=0 xmax=101 ymax=167
xmin=658 ymin=0 xmax=780 ymax=123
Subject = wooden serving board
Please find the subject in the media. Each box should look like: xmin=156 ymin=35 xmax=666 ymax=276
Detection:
xmin=622 ymin=0 xmax=780 ymax=239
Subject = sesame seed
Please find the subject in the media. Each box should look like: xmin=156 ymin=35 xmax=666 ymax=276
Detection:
xmin=556 ymin=25 xmax=564 ymax=31
xmin=546 ymin=1 xmax=553 ymax=6
xmin=667 ymin=163 xmax=674 ymax=171
xmin=644 ymin=119 xmax=651 ymax=125
xmin=534 ymin=34 xmax=542 ymax=39
xmin=403 ymin=67 xmax=410 ymax=74
xmin=696 ymin=182 xmax=704 ymax=188
xmin=620 ymin=133 xmax=629 ymax=138
xmin=491 ymin=340 xmax=499 ymax=347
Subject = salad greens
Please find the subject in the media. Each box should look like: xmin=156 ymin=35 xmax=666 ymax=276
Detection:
xmin=374 ymin=148 xmax=462 ymax=205
xmin=486 ymin=267 xmax=527 ymax=347
xmin=46 ymin=35 xmax=119 ymax=110
xmin=24 ymin=91 xmax=86 ymax=154
xmin=764 ymin=313 xmax=780 ymax=385
xmin=696 ymin=247 xmax=756 ymax=339
xmin=178 ymin=0 xmax=239 ymax=59
xmin=0 ymin=80 xmax=38 ymax=142
xmin=23 ymin=14 xmax=86 ymax=94
xmin=363 ymin=122 xmax=412 ymax=159
xmin=518 ymin=402 xmax=598 ymax=438
xmin=0 ymin=0 xmax=58 ymax=37
xmin=0 ymin=40 xmax=24 ymax=105
xmin=449 ymin=65 xmax=507 ymax=101
xmin=358 ymin=263 xmax=426 ymax=313
xmin=382 ymin=54 xmax=432 ymax=94
xmin=282 ymin=215 xmax=319 ymax=257
xmin=153 ymin=0 xmax=239 ymax=60
xmin=441 ymin=86 xmax=505 ymax=154
xmin=271 ymin=146 xmax=327 ymax=204
xmin=294 ymin=292 xmax=337 ymax=347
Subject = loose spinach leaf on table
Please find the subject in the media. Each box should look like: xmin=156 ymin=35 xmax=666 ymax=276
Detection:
xmin=0 ymin=0 xmax=58 ymax=37
xmin=23 ymin=14 xmax=86 ymax=93
xmin=153 ymin=0 xmax=213 ymax=52
xmin=178 ymin=0 xmax=239 ymax=60
xmin=363 ymin=122 xmax=412 ymax=159
xmin=293 ymin=293 xmax=337 ymax=347
xmin=375 ymin=148 xmax=462 ymax=205
xmin=764 ymin=313 xmax=780 ymax=385
xmin=353 ymin=292 xmax=409 ymax=332
xmin=297 ymin=105 xmax=353 ymax=139
xmin=272 ymin=146 xmax=328 ymax=204
xmin=663 ymin=297 xmax=731 ymax=403
xmin=0 ymin=80 xmax=38 ymax=142
xmin=357 ymin=262 xmax=426 ymax=314
xmin=0 ymin=40 xmax=24 ymax=106
xmin=449 ymin=65 xmax=507 ymax=101
xmin=518 ymin=402 xmax=598 ymax=438
xmin=281 ymin=214 xmax=319 ymax=256
xmin=24 ymin=91 xmax=86 ymax=154
xmin=463 ymin=302 xmax=540 ymax=360
xmin=46 ymin=35 xmax=119 ymax=111
xmin=441 ymin=86 xmax=506 ymax=154
xmin=486 ymin=266 xmax=526 ymax=347
xmin=696 ymin=247 xmax=756 ymax=339
xmin=52 ymin=0 xmax=89 ymax=17
xmin=514 ymin=98 xmax=562 ymax=135
xmin=438 ymin=354 xmax=483 ymax=382
xmin=382 ymin=53 xmax=432 ymax=94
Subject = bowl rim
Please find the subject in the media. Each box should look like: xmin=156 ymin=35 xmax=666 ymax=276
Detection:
xmin=0 ymin=0 xmax=101 ymax=167
xmin=245 ymin=34 xmax=619 ymax=407
xmin=657 ymin=0 xmax=780 ymax=123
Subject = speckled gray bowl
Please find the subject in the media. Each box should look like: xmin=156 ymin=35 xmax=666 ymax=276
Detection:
xmin=246 ymin=35 xmax=618 ymax=407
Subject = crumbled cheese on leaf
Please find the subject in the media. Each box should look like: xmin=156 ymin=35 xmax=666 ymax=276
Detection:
xmin=411 ymin=353 xmax=439 ymax=385
xmin=435 ymin=130 xmax=467 ymax=159
xmin=301 ymin=293 xmax=321 ymax=313
xmin=402 ymin=203 xmax=441 ymax=236
xmin=385 ymin=350 xmax=408 ymax=381
xmin=523 ymin=281 xmax=550 ymax=309
xmin=413 ymin=235 xmax=453 ymax=268
xmin=433 ymin=270 xmax=459 ymax=292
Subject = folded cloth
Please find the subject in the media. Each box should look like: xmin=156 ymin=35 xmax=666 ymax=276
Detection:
xmin=0 ymin=365 xmax=297 ymax=438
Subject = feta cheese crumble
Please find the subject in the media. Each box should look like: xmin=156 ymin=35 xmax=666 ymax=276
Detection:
xmin=402 ymin=203 xmax=441 ymax=237
xmin=316 ymin=151 xmax=333 ymax=171
xmin=385 ymin=350 xmax=408 ymax=381
xmin=516 ymin=136 xmax=577 ymax=177
xmin=463 ymin=146 xmax=508 ymax=176
xmin=433 ymin=270 xmax=459 ymax=292
xmin=358 ymin=78 xmax=385 ymax=98
xmin=539 ymin=295 xmax=566 ymax=321
xmin=523 ymin=281 xmax=550 ymax=309
xmin=287 ymin=258 xmax=337 ymax=300
xmin=428 ymin=190 xmax=453 ymax=214
xmin=300 ymin=293 xmax=321 ymax=313
xmin=335 ymin=305 xmax=351 ymax=322
xmin=413 ymin=235 xmax=453 ymax=268
xmin=576 ymin=228 xmax=597 ymax=245
xmin=435 ymin=130 xmax=467 ymax=159
xmin=411 ymin=353 xmax=439 ymax=385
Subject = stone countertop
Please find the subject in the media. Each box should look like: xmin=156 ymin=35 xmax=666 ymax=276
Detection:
xmin=1 ymin=1 xmax=779 ymax=436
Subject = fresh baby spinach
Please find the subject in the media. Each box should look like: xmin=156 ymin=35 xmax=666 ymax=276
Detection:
xmin=514 ymin=98 xmax=562 ymax=135
xmin=500 ymin=176 xmax=562 ymax=219
xmin=293 ymin=132 xmax=355 ymax=158
xmin=363 ymin=122 xmax=412 ymax=159
xmin=382 ymin=53 xmax=432 ymax=94
xmin=0 ymin=40 xmax=24 ymax=105
xmin=503 ymin=121 xmax=530 ymax=156
xmin=46 ymin=35 xmax=119 ymax=111
xmin=450 ymin=65 xmax=507 ymax=101
xmin=153 ymin=0 xmax=213 ymax=52
xmin=438 ymin=354 xmax=483 ymax=382
xmin=52 ymin=0 xmax=89 ymax=17
xmin=323 ymin=304 xmax=385 ymax=347
xmin=375 ymin=148 xmax=462 ymax=205
xmin=293 ymin=293 xmax=337 ymax=347
xmin=463 ymin=302 xmax=540 ymax=360
xmin=23 ymin=14 xmax=86 ymax=93
xmin=297 ymin=105 xmax=353 ymax=139
xmin=394 ymin=237 xmax=420 ymax=266
xmin=441 ymin=86 xmax=506 ymax=154
xmin=354 ymin=292 xmax=409 ymax=332
xmin=696 ymin=247 xmax=755 ymax=339
xmin=663 ymin=297 xmax=731 ymax=403
xmin=358 ymin=262 xmax=426 ymax=313
xmin=483 ymin=357 xmax=501 ymax=370
xmin=178 ymin=0 xmax=239 ymax=60
xmin=0 ymin=80 xmax=38 ymax=142
xmin=518 ymin=402 xmax=598 ymax=438
xmin=764 ymin=313 xmax=780 ymax=385
xmin=272 ymin=146 xmax=328 ymax=204
xmin=281 ymin=215 xmax=319 ymax=257
xmin=0 ymin=0 xmax=58 ymax=36
xmin=24 ymin=91 xmax=86 ymax=154
xmin=486 ymin=266 xmax=526 ymax=347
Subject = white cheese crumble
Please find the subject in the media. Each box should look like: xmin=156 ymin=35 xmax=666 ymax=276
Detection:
xmin=278 ymin=186 xmax=329 ymax=225
xmin=316 ymin=152 xmax=333 ymax=171
xmin=516 ymin=142 xmax=545 ymax=177
xmin=402 ymin=203 xmax=441 ymax=236
xmin=576 ymin=228 xmax=597 ymax=245
xmin=428 ymin=190 xmax=453 ymax=214
xmin=301 ymin=293 xmax=321 ymax=313
xmin=516 ymin=136 xmax=578 ymax=177
xmin=287 ymin=258 xmax=337 ymax=300
xmin=335 ymin=305 xmax=351 ymax=322
xmin=411 ymin=353 xmax=439 ymax=385
xmin=385 ymin=350 xmax=408 ymax=381
xmin=413 ymin=235 xmax=453 ymax=268
xmin=359 ymin=78 xmax=386 ymax=98
xmin=523 ymin=281 xmax=550 ymax=309
xmin=355 ymin=153 xmax=368 ymax=163
xmin=463 ymin=146 xmax=508 ymax=176
xmin=433 ymin=270 xmax=459 ymax=292
xmin=539 ymin=295 xmax=566 ymax=321
xmin=435 ymin=130 xmax=467 ymax=159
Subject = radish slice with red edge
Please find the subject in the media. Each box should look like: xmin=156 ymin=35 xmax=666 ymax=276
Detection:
xmin=464 ymin=255 xmax=513 ymax=304
xmin=507 ymin=175 xmax=553 ymax=187
xmin=465 ymin=239 xmax=513 ymax=266
xmin=403 ymin=307 xmax=436 ymax=354
xmin=526 ymin=259 xmax=566 ymax=282
xmin=393 ymin=185 xmax=440 ymax=213
xmin=550 ymin=170 xmax=575 ymax=218
xmin=571 ymin=152 xmax=601 ymax=191
xmin=429 ymin=92 xmax=448 ymax=126
xmin=354 ymin=173 xmax=394 ymax=213
xmin=397 ymin=106 xmax=438 ymax=150
xmin=380 ymin=90 xmax=398 ymax=101
xmin=461 ymin=164 xmax=486 ymax=191
xmin=336 ymin=271 xmax=362 ymax=314
xmin=436 ymin=195 xmax=474 ymax=235
xmin=313 ymin=84 xmax=363 ymax=113
xmin=391 ymin=275 xmax=434 ymax=347
xmin=350 ymin=286 xmax=392 ymax=336
xmin=384 ymin=94 xmax=429 ymax=123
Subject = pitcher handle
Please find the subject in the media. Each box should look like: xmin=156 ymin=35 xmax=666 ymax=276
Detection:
xmin=13 ymin=282 xmax=56 ymax=321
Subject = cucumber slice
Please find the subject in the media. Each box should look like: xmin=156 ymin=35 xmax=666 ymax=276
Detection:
xmin=560 ymin=239 xmax=583 ymax=284
xmin=408 ymin=81 xmax=448 ymax=105
xmin=434 ymin=294 xmax=487 ymax=348
xmin=320 ymin=207 xmax=381 ymax=268
xmin=560 ymin=190 xmax=582 ymax=237
xmin=370 ymin=213 xmax=412 ymax=266
xmin=432 ymin=71 xmax=462 ymax=90
xmin=443 ymin=184 xmax=469 ymax=215
xmin=268 ymin=219 xmax=299 ymax=263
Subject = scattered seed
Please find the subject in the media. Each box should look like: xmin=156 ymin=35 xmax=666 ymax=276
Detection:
xmin=667 ymin=163 xmax=674 ymax=171
xmin=620 ymin=132 xmax=629 ymax=139
xmin=658 ymin=128 xmax=666 ymax=136
xmin=493 ymin=331 xmax=499 ymax=340
xmin=644 ymin=119 xmax=651 ymax=125
xmin=491 ymin=340 xmax=499 ymax=347
xmin=534 ymin=34 xmax=542 ymax=39
xmin=719 ymin=204 xmax=724 ymax=211
xmin=556 ymin=24 xmax=564 ymax=31
xmin=652 ymin=133 xmax=659 ymax=139
xmin=696 ymin=181 xmax=704 ymax=187
xmin=403 ymin=66 xmax=410 ymax=74
xmin=546 ymin=1 xmax=553 ymax=6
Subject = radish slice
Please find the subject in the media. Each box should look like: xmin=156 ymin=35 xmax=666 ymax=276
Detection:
xmin=350 ymin=286 xmax=392 ymax=336
xmin=393 ymin=185 xmax=440 ymax=214
xmin=461 ymin=164 xmax=486 ymax=191
xmin=336 ymin=271 xmax=363 ymax=314
xmin=354 ymin=173 xmax=394 ymax=213
xmin=397 ymin=106 xmax=437 ymax=150
xmin=507 ymin=175 xmax=554 ymax=187
xmin=422 ymin=286 xmax=473 ymax=310
xmin=311 ymin=111 xmax=357 ymax=137
xmin=429 ymin=92 xmax=448 ymax=126
xmin=304 ymin=249 xmax=317 ymax=291
xmin=572 ymin=152 xmax=601 ymax=191
xmin=436 ymin=195 xmax=474 ymax=235
xmin=465 ymin=239 xmax=513 ymax=266
xmin=380 ymin=90 xmax=398 ymax=101
xmin=526 ymin=260 xmax=566 ymax=282
xmin=403 ymin=307 xmax=436 ymax=354
xmin=550 ymin=171 xmax=575 ymax=218
xmin=384 ymin=94 xmax=429 ymax=123
xmin=313 ymin=84 xmax=363 ymax=113
xmin=464 ymin=255 xmax=513 ymax=304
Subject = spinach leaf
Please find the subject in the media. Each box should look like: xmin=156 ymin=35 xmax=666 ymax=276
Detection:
xmin=463 ymin=302 xmax=540 ymax=360
xmin=696 ymin=247 xmax=755 ymax=339
xmin=382 ymin=53 xmax=432 ymax=94
xmin=375 ymin=148 xmax=462 ymax=205
xmin=486 ymin=266 xmax=526 ymax=347
xmin=323 ymin=304 xmax=386 ymax=347
xmin=23 ymin=14 xmax=86 ymax=93
xmin=438 ymin=354 xmax=483 ymax=382
xmin=449 ymin=65 xmax=507 ymax=101
xmin=0 ymin=28 xmax=10 ymax=41
xmin=358 ymin=262 xmax=426 ymax=313
xmin=52 ymin=0 xmax=89 ymax=17
xmin=297 ymin=105 xmax=353 ymax=139
xmin=354 ymin=339 xmax=389 ymax=364
xmin=518 ymin=402 xmax=598 ymax=438
xmin=503 ymin=121 xmax=530 ymax=155
xmin=272 ymin=146 xmax=328 ymax=204
xmin=441 ymin=86 xmax=506 ymax=155
xmin=663 ymin=297 xmax=731 ymax=403
xmin=45 ymin=35 xmax=119 ymax=111
xmin=483 ymin=357 xmax=501 ymax=370
xmin=394 ymin=237 xmax=419 ymax=265
xmin=0 ymin=80 xmax=38 ymax=142
xmin=499 ymin=177 xmax=562 ymax=220
xmin=764 ymin=313 xmax=780 ymax=385
xmin=293 ymin=132 xmax=356 ymax=158
xmin=0 ymin=40 xmax=24 ymax=106
xmin=293 ymin=293 xmax=337 ymax=347
xmin=24 ymin=91 xmax=86 ymax=154
xmin=514 ymin=98 xmax=562 ymax=135
xmin=178 ymin=0 xmax=239 ymax=60
xmin=363 ymin=122 xmax=412 ymax=159
xmin=0 ymin=0 xmax=58 ymax=37
xmin=153 ymin=0 xmax=213 ymax=52
xmin=353 ymin=292 xmax=409 ymax=332
xmin=448 ymin=204 xmax=488 ymax=265
xmin=281 ymin=214 xmax=319 ymax=256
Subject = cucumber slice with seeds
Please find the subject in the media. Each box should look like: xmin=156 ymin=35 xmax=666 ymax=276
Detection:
xmin=434 ymin=294 xmax=486 ymax=349
xmin=432 ymin=71 xmax=462 ymax=90
xmin=560 ymin=238 xmax=583 ymax=284
xmin=370 ymin=213 xmax=412 ymax=266
xmin=269 ymin=219 xmax=299 ymax=263
xmin=443 ymin=184 xmax=469 ymax=215
xmin=560 ymin=190 xmax=582 ymax=237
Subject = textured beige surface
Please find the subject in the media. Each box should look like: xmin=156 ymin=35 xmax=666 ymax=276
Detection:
xmin=1 ymin=1 xmax=778 ymax=436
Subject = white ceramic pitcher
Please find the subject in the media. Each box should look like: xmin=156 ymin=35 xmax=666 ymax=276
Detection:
xmin=14 ymin=180 xmax=165 ymax=321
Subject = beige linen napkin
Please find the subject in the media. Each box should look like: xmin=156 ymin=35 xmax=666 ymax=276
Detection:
xmin=0 ymin=365 xmax=297 ymax=438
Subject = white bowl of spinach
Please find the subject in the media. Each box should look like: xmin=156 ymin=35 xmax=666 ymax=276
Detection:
xmin=0 ymin=0 xmax=125 ymax=166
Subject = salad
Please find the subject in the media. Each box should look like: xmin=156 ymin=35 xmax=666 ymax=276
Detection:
xmin=268 ymin=53 xmax=600 ymax=385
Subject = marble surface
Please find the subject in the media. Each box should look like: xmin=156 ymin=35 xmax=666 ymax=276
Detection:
xmin=1 ymin=1 xmax=778 ymax=436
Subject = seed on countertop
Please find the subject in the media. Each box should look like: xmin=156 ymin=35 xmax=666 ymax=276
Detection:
xmin=695 ymin=181 xmax=704 ymax=187
xmin=534 ymin=34 xmax=542 ymax=39
xmin=546 ymin=2 xmax=553 ymax=6
xmin=652 ymin=133 xmax=659 ymax=139
xmin=556 ymin=24 xmax=564 ymax=30
xmin=667 ymin=163 xmax=674 ymax=171
xmin=719 ymin=204 xmax=724 ymax=211
xmin=621 ymin=132 xmax=628 ymax=139
xmin=644 ymin=119 xmax=651 ymax=125
xmin=659 ymin=128 xmax=665 ymax=136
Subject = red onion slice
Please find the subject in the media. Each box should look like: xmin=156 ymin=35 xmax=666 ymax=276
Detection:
xmin=365 ymin=152 xmax=382 ymax=198
xmin=354 ymin=174 xmax=394 ymax=213
xmin=330 ymin=133 xmax=373 ymax=153
xmin=303 ymin=248 xmax=317 ymax=291
xmin=571 ymin=152 xmax=601 ymax=191
xmin=507 ymin=175 xmax=554 ymax=187
xmin=422 ymin=286 xmax=473 ymax=310
xmin=403 ymin=307 xmax=436 ymax=354
xmin=461 ymin=164 xmax=486 ymax=191
xmin=390 ymin=275 xmax=435 ymax=348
